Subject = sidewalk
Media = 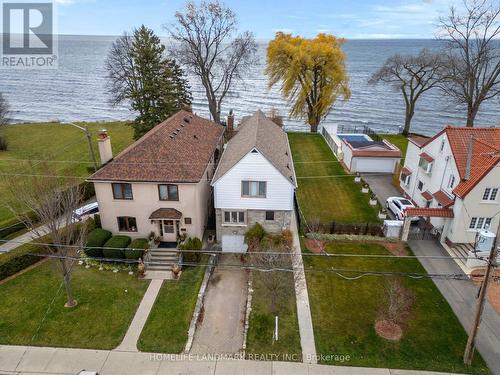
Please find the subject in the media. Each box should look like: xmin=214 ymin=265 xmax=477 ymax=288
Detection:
xmin=0 ymin=344 xmax=459 ymax=375
xmin=409 ymin=240 xmax=500 ymax=375
xmin=290 ymin=208 xmax=317 ymax=364
xmin=115 ymin=279 xmax=163 ymax=352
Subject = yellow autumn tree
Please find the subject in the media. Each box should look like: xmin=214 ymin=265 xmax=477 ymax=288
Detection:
xmin=266 ymin=33 xmax=351 ymax=132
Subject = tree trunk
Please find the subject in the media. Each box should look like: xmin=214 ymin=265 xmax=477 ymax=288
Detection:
xmin=309 ymin=114 xmax=320 ymax=133
xmin=60 ymin=259 xmax=77 ymax=308
xmin=207 ymin=98 xmax=220 ymax=123
xmin=402 ymin=107 xmax=414 ymax=136
xmin=466 ymin=103 xmax=478 ymax=128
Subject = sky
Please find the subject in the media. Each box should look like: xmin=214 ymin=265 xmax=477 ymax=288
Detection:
xmin=53 ymin=0 xmax=459 ymax=39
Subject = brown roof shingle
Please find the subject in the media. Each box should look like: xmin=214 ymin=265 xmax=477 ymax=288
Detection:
xmin=432 ymin=190 xmax=454 ymax=207
xmin=89 ymin=111 xmax=224 ymax=183
xmin=212 ymin=110 xmax=296 ymax=185
xmin=149 ymin=208 xmax=182 ymax=220
xmin=405 ymin=207 xmax=454 ymax=218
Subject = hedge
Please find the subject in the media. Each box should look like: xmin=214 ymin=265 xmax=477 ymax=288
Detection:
xmin=126 ymin=238 xmax=149 ymax=260
xmin=0 ymin=239 xmax=48 ymax=281
xmin=84 ymin=228 xmax=112 ymax=258
xmin=102 ymin=235 xmax=131 ymax=259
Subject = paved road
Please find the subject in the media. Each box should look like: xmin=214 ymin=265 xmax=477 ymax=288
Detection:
xmin=190 ymin=255 xmax=248 ymax=355
xmin=409 ymin=240 xmax=500 ymax=375
xmin=0 ymin=344 xmax=461 ymax=375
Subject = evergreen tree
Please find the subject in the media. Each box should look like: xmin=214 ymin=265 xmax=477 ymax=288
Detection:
xmin=105 ymin=25 xmax=192 ymax=139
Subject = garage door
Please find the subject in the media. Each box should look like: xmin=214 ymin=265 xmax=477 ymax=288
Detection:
xmin=354 ymin=158 xmax=396 ymax=173
xmin=221 ymin=235 xmax=248 ymax=253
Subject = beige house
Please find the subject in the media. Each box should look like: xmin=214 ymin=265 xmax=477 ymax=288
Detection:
xmin=88 ymin=111 xmax=224 ymax=242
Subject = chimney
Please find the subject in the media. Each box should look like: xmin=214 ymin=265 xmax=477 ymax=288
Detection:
xmin=227 ymin=110 xmax=234 ymax=132
xmin=464 ymin=136 xmax=473 ymax=181
xmin=97 ymin=129 xmax=113 ymax=165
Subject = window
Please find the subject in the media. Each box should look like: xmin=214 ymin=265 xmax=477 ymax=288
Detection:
xmin=419 ymin=158 xmax=433 ymax=174
xmin=425 ymin=200 xmax=432 ymax=208
xmin=163 ymin=220 xmax=174 ymax=233
xmin=117 ymin=216 xmax=137 ymax=232
xmin=112 ymin=183 xmax=133 ymax=200
xmin=417 ymin=180 xmax=424 ymax=191
xmin=482 ymin=187 xmax=498 ymax=201
xmin=158 ymin=184 xmax=179 ymax=201
xmin=469 ymin=217 xmax=492 ymax=230
xmin=448 ymin=175 xmax=455 ymax=189
xmin=184 ymin=217 xmax=192 ymax=225
xmin=265 ymin=211 xmax=275 ymax=221
xmin=400 ymin=173 xmax=410 ymax=186
xmin=223 ymin=210 xmax=245 ymax=225
xmin=242 ymin=181 xmax=266 ymax=198
xmin=440 ymin=138 xmax=445 ymax=152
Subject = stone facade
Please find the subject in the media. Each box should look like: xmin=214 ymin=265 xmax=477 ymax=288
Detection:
xmin=215 ymin=209 xmax=292 ymax=240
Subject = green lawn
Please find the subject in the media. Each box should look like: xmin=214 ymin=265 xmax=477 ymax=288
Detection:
xmin=303 ymin=241 xmax=489 ymax=374
xmin=0 ymin=121 xmax=134 ymax=227
xmin=138 ymin=265 xmax=206 ymax=353
xmin=379 ymin=134 xmax=409 ymax=161
xmin=288 ymin=133 xmax=380 ymax=224
xmin=246 ymin=271 xmax=302 ymax=360
xmin=0 ymin=260 xmax=149 ymax=349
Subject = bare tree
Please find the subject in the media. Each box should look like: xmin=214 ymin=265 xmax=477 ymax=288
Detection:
xmin=437 ymin=0 xmax=500 ymax=127
xmin=369 ymin=49 xmax=448 ymax=136
xmin=0 ymin=93 xmax=9 ymax=125
xmin=5 ymin=167 xmax=87 ymax=307
xmin=167 ymin=1 xmax=257 ymax=123
xmin=0 ymin=93 xmax=8 ymax=151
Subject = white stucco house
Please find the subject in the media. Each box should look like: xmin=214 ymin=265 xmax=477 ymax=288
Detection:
xmin=211 ymin=110 xmax=297 ymax=252
xmin=400 ymin=126 xmax=499 ymax=246
xmin=88 ymin=110 xmax=224 ymax=243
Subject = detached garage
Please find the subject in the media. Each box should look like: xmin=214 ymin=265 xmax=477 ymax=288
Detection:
xmin=321 ymin=129 xmax=401 ymax=174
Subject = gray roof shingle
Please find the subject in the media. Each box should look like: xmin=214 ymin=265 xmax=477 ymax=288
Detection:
xmin=212 ymin=110 xmax=296 ymax=185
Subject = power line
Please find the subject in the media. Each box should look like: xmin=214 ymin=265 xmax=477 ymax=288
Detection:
xmin=0 ymin=238 xmax=480 ymax=260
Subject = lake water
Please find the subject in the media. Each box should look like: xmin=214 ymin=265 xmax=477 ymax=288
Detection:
xmin=1 ymin=35 xmax=499 ymax=135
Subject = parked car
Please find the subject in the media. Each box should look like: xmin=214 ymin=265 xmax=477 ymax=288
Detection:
xmin=385 ymin=197 xmax=419 ymax=222
xmin=77 ymin=371 xmax=98 ymax=375
xmin=72 ymin=202 xmax=99 ymax=222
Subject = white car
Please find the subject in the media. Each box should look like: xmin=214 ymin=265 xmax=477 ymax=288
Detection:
xmin=72 ymin=202 xmax=99 ymax=222
xmin=385 ymin=197 xmax=419 ymax=222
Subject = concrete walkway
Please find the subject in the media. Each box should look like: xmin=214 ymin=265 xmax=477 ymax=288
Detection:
xmin=290 ymin=208 xmax=317 ymax=364
xmin=115 ymin=279 xmax=163 ymax=352
xmin=409 ymin=240 xmax=500 ymax=375
xmin=0 ymin=344 xmax=459 ymax=375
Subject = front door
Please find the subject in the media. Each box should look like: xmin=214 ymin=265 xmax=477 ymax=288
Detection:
xmin=160 ymin=220 xmax=177 ymax=242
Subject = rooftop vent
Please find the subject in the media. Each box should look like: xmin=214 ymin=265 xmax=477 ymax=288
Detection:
xmin=183 ymin=117 xmax=190 ymax=123
xmin=169 ymin=135 xmax=174 ymax=139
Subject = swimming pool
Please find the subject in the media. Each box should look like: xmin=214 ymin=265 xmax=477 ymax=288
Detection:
xmin=337 ymin=134 xmax=373 ymax=143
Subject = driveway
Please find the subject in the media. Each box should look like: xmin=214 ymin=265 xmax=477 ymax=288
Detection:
xmin=409 ymin=240 xmax=500 ymax=375
xmin=190 ymin=255 xmax=248 ymax=355
xmin=362 ymin=174 xmax=401 ymax=219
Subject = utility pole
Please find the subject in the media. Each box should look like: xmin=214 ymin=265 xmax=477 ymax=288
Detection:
xmin=62 ymin=122 xmax=98 ymax=172
xmin=463 ymin=221 xmax=499 ymax=365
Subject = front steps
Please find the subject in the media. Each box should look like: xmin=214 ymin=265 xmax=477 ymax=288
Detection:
xmin=146 ymin=248 xmax=179 ymax=272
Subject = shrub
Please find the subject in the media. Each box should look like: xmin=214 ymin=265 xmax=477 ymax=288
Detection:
xmin=127 ymin=238 xmax=149 ymax=260
xmin=245 ymin=223 xmax=266 ymax=250
xmin=0 ymin=238 xmax=49 ymax=281
xmin=265 ymin=229 xmax=293 ymax=249
xmin=178 ymin=236 xmax=202 ymax=264
xmin=102 ymin=235 xmax=131 ymax=259
xmin=84 ymin=228 xmax=112 ymax=258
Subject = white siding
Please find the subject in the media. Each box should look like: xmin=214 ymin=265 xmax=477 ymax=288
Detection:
xmin=213 ymin=151 xmax=295 ymax=210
